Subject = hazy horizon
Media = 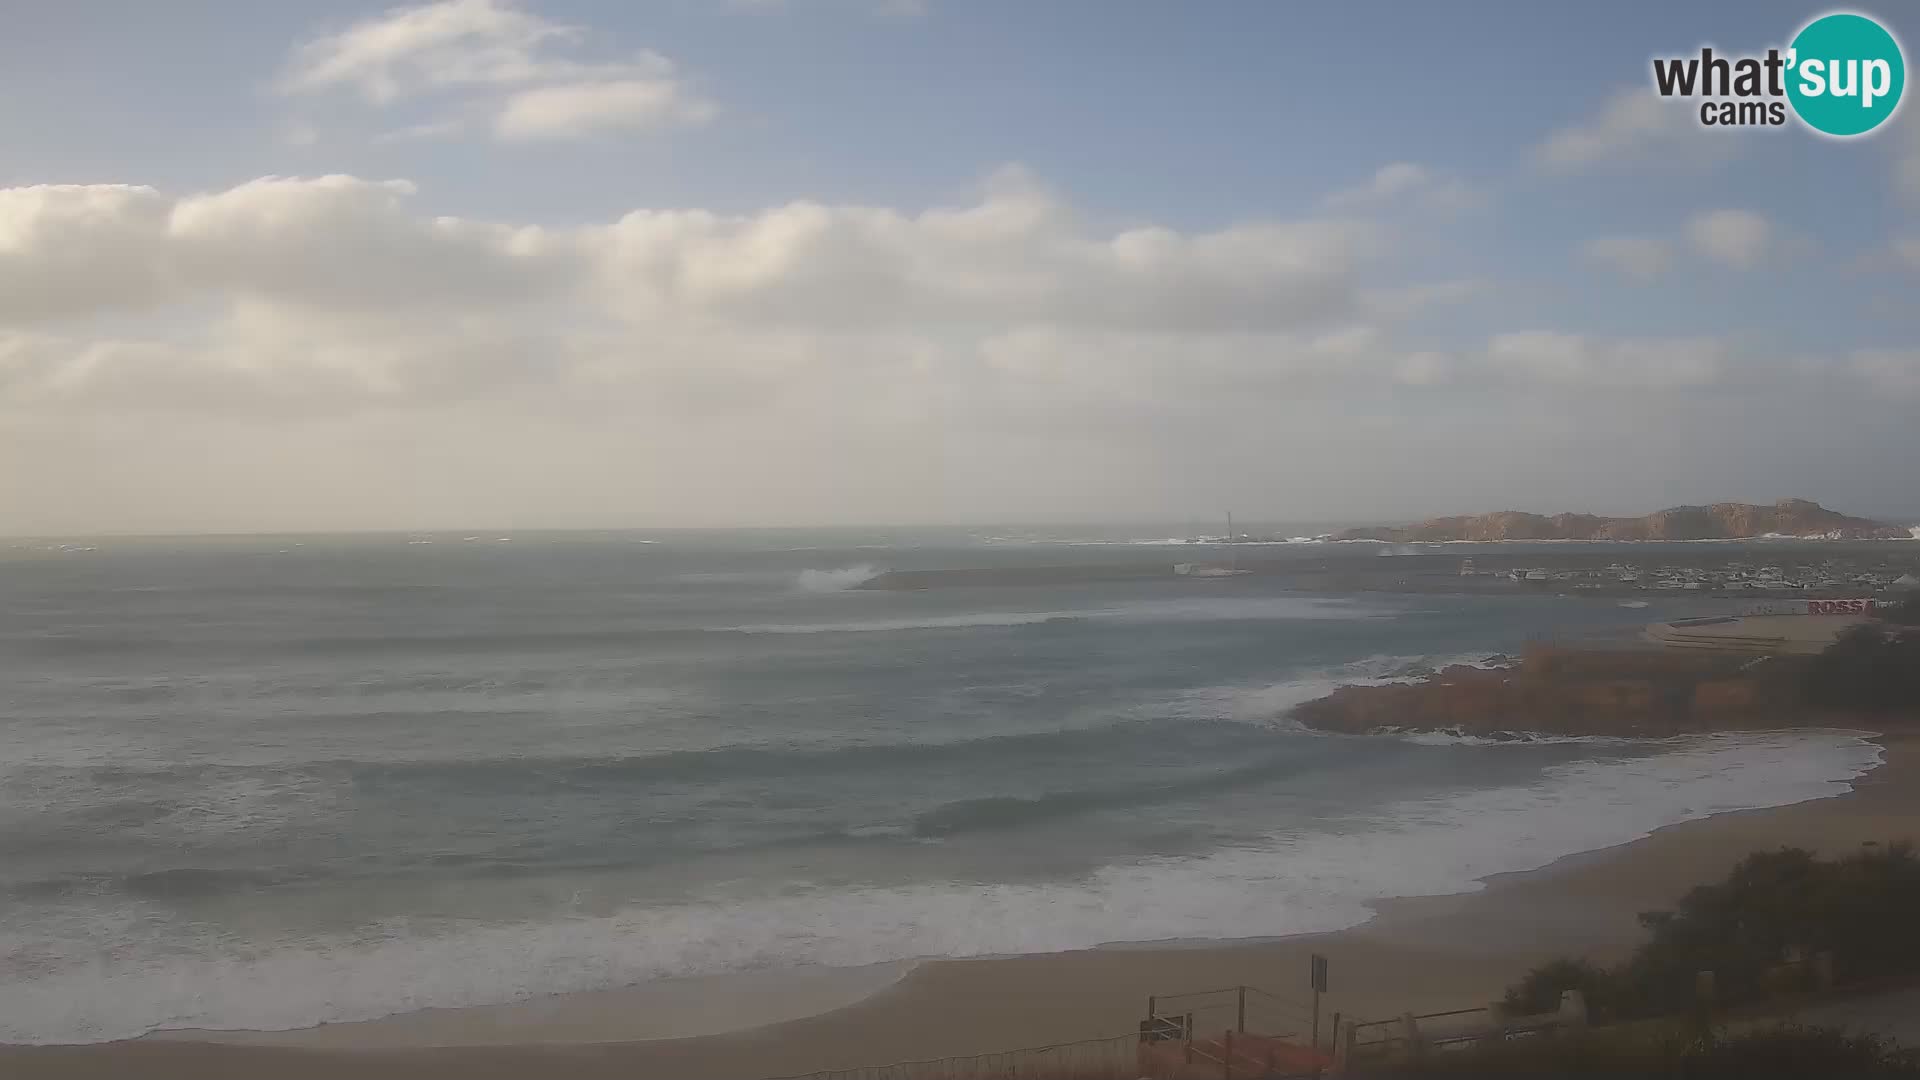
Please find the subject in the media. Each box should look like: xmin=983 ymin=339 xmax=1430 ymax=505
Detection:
xmin=8 ymin=495 xmax=1919 ymax=543
xmin=7 ymin=1 xmax=1920 ymax=535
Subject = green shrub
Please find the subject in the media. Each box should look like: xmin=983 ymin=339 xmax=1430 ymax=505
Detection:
xmin=1678 ymin=1025 xmax=1920 ymax=1079
xmin=1501 ymin=957 xmax=1617 ymax=1019
xmin=1503 ymin=844 xmax=1920 ymax=1023
xmin=1370 ymin=1024 xmax=1920 ymax=1078
xmin=1801 ymin=623 xmax=1920 ymax=711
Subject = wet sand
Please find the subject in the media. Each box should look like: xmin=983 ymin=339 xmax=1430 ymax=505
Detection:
xmin=7 ymin=735 xmax=1915 ymax=1080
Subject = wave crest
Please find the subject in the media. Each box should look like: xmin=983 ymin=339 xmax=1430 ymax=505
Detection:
xmin=794 ymin=565 xmax=882 ymax=592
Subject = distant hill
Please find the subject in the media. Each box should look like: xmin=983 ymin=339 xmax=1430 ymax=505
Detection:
xmin=1337 ymin=498 xmax=1902 ymax=542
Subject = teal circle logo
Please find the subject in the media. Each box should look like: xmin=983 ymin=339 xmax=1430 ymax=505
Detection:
xmin=1786 ymin=12 xmax=1905 ymax=137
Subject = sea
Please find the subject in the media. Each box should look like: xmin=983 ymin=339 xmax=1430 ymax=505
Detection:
xmin=0 ymin=528 xmax=1884 ymax=1044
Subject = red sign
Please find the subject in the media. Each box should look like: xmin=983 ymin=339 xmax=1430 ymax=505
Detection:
xmin=1807 ymin=598 xmax=1874 ymax=615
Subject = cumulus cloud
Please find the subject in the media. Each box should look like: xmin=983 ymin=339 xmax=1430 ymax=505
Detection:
xmin=496 ymin=76 xmax=717 ymax=138
xmin=1358 ymin=279 xmax=1484 ymax=320
xmin=728 ymin=0 xmax=930 ymax=15
xmin=0 ymin=170 xmax=1393 ymax=413
xmin=1534 ymin=88 xmax=1726 ymax=172
xmin=1685 ymin=208 xmax=1770 ymax=269
xmin=1324 ymin=163 xmax=1482 ymax=214
xmin=1482 ymin=331 xmax=1727 ymax=388
xmin=0 ymin=184 xmax=175 ymax=323
xmin=588 ymin=172 xmax=1378 ymax=332
xmin=6 ymin=168 xmax=1915 ymax=533
xmin=0 ymin=175 xmax=575 ymax=327
xmin=281 ymin=0 xmax=715 ymax=142
xmin=2 ymin=170 xmax=1894 ymax=422
xmin=1852 ymin=349 xmax=1920 ymax=395
xmin=1584 ymin=235 xmax=1674 ymax=282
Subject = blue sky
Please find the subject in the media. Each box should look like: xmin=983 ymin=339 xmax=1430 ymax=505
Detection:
xmin=3 ymin=1 xmax=1919 ymax=532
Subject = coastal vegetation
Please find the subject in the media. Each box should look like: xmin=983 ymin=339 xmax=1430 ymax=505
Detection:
xmin=1800 ymin=621 xmax=1920 ymax=712
xmin=1500 ymin=845 xmax=1920 ymax=1024
xmin=1369 ymin=1025 xmax=1920 ymax=1078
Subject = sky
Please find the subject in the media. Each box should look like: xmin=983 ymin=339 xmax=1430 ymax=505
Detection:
xmin=4 ymin=0 xmax=1920 ymax=534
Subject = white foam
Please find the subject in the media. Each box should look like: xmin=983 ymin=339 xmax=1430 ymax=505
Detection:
xmin=720 ymin=595 xmax=1388 ymax=636
xmin=1372 ymin=727 xmax=1649 ymax=747
xmin=1107 ymin=596 xmax=1390 ymax=622
xmin=1 ymin=731 xmax=1879 ymax=1045
xmin=724 ymin=611 xmax=1087 ymax=635
xmin=1163 ymin=652 xmax=1508 ymax=723
xmin=793 ymin=565 xmax=884 ymax=592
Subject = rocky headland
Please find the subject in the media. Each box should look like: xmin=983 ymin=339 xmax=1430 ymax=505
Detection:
xmin=1337 ymin=498 xmax=1900 ymax=543
xmin=1288 ymin=643 xmax=1905 ymax=739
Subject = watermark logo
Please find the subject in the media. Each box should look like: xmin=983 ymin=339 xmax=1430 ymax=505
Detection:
xmin=1651 ymin=10 xmax=1905 ymax=137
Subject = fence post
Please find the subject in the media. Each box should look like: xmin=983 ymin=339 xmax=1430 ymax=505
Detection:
xmin=1813 ymin=950 xmax=1836 ymax=992
xmin=1557 ymin=989 xmax=1588 ymax=1029
xmin=1480 ymin=1001 xmax=1507 ymax=1048
xmin=1236 ymin=985 xmax=1246 ymax=1033
xmin=1400 ymin=1012 xmax=1422 ymax=1062
xmin=1147 ymin=995 xmax=1157 ymax=1022
xmin=1223 ymin=1028 xmax=1234 ymax=1080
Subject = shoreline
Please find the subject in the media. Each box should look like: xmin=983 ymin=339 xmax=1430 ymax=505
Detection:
xmin=6 ymin=732 xmax=1914 ymax=1079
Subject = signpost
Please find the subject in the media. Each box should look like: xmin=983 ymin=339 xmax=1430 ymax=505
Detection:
xmin=1310 ymin=953 xmax=1329 ymax=1050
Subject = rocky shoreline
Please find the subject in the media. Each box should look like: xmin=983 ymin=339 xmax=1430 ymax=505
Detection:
xmin=1287 ymin=644 xmax=1894 ymax=739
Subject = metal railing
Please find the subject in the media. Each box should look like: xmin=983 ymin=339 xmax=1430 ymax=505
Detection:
xmin=1344 ymin=1004 xmax=1567 ymax=1065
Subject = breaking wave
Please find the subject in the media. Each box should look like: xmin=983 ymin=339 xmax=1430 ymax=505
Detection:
xmin=1 ymin=730 xmax=1880 ymax=1044
xmin=794 ymin=565 xmax=883 ymax=592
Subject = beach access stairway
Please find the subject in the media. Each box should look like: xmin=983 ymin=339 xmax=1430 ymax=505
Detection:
xmin=1138 ymin=984 xmax=1336 ymax=1078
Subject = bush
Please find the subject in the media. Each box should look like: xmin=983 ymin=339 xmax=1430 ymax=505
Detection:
xmin=1679 ymin=1025 xmax=1920 ymax=1079
xmin=1371 ymin=1024 xmax=1920 ymax=1078
xmin=1502 ymin=957 xmax=1617 ymax=1019
xmin=1800 ymin=623 xmax=1920 ymax=711
xmin=1502 ymin=844 xmax=1920 ymax=1023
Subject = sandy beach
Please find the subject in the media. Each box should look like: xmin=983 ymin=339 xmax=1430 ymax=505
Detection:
xmin=6 ymin=733 xmax=1915 ymax=1080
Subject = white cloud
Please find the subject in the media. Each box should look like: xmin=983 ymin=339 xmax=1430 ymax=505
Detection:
xmin=1584 ymin=235 xmax=1674 ymax=282
xmin=282 ymin=0 xmax=574 ymax=102
xmin=588 ymin=173 xmax=1378 ymax=332
xmin=1685 ymin=208 xmax=1770 ymax=269
xmin=0 ymin=176 xmax=576 ymax=327
xmin=0 ymin=171 xmax=1389 ymax=413
xmin=281 ymin=1 xmax=714 ymax=143
xmin=1325 ymin=162 xmax=1482 ymax=213
xmin=1851 ymin=349 xmax=1920 ymax=395
xmin=1394 ymin=351 xmax=1453 ymax=386
xmin=9 ymin=169 xmax=1917 ymax=533
xmin=1359 ymin=279 xmax=1484 ymax=320
xmin=0 ymin=184 xmax=176 ymax=323
xmin=1534 ymin=88 xmax=1723 ymax=172
xmin=496 ymin=77 xmax=717 ymax=139
xmin=5 ymin=172 xmax=1885 ymax=423
xmin=1482 ymin=331 xmax=1727 ymax=388
xmin=375 ymin=118 xmax=470 ymax=143
xmin=728 ymin=0 xmax=930 ymax=15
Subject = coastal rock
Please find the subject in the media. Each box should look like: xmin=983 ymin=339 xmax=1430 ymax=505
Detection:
xmin=1289 ymin=645 xmax=1814 ymax=738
